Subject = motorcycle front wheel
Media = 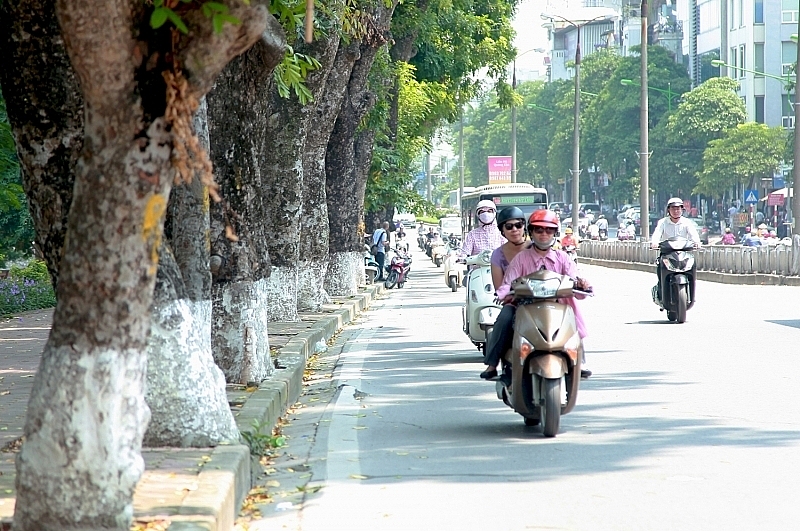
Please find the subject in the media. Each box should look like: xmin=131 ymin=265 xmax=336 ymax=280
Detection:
xmin=540 ymin=377 xmax=561 ymax=437
xmin=384 ymin=270 xmax=398 ymax=289
xmin=449 ymin=277 xmax=458 ymax=292
xmin=675 ymin=284 xmax=688 ymax=323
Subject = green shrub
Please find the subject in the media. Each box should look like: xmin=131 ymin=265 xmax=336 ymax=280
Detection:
xmin=10 ymin=259 xmax=50 ymax=282
xmin=0 ymin=260 xmax=56 ymax=316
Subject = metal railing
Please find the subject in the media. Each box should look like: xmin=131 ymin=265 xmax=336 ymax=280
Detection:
xmin=578 ymin=240 xmax=799 ymax=277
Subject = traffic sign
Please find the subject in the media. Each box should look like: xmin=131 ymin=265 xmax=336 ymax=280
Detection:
xmin=773 ymin=176 xmax=785 ymax=189
xmin=768 ymin=193 xmax=785 ymax=207
xmin=744 ymin=189 xmax=759 ymax=204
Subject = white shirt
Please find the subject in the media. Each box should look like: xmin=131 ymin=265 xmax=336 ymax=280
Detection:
xmin=596 ymin=218 xmax=608 ymax=230
xmin=650 ymin=216 xmax=701 ymax=246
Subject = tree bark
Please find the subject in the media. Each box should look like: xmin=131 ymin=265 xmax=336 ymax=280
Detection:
xmin=325 ymin=10 xmax=392 ymax=295
xmin=144 ymin=99 xmax=238 ymax=446
xmin=206 ymin=35 xmax=286 ymax=382
xmin=0 ymin=0 xmax=276 ymax=527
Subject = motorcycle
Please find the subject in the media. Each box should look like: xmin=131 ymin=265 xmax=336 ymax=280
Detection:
xmin=431 ymin=240 xmax=447 ymax=267
xmin=495 ymin=270 xmax=591 ymax=437
xmin=443 ymin=248 xmax=464 ymax=292
xmin=598 ymin=227 xmax=608 ymax=241
xmin=651 ymin=237 xmax=696 ymax=323
xmin=563 ymin=244 xmax=578 ymax=264
xmin=363 ymin=244 xmax=379 ymax=284
xmin=384 ymin=248 xmax=411 ymax=289
xmin=462 ymin=250 xmax=502 ymax=356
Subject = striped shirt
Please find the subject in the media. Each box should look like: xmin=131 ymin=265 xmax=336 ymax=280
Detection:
xmin=460 ymin=224 xmax=506 ymax=257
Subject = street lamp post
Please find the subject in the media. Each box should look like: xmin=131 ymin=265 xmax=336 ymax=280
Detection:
xmin=639 ymin=1 xmax=650 ymax=240
xmin=541 ymin=13 xmax=612 ymax=233
xmin=621 ymin=78 xmax=677 ymax=111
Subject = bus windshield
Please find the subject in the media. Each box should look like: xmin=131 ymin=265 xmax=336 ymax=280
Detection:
xmin=460 ymin=184 xmax=549 ymax=233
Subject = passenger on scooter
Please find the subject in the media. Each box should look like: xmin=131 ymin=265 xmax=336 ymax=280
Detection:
xmin=460 ymin=200 xmax=506 ymax=258
xmin=481 ymin=209 xmax=592 ymax=381
xmin=596 ymin=214 xmax=608 ymax=235
xmin=490 ymin=207 xmax=528 ymax=289
xmin=650 ymin=198 xmax=701 ymax=298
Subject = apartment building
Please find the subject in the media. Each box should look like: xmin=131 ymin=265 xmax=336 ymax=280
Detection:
xmin=681 ymin=0 xmax=799 ymax=129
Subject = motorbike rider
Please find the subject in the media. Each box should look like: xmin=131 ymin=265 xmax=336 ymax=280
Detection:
xmin=596 ymin=214 xmax=608 ymax=235
xmin=481 ymin=209 xmax=592 ymax=381
xmin=650 ymin=197 xmax=701 ymax=298
xmin=460 ymin=199 xmax=506 ymax=258
xmin=490 ymin=207 xmax=528 ymax=289
xmin=560 ymin=227 xmax=578 ymax=249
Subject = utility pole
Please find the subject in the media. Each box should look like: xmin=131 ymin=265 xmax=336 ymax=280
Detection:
xmin=793 ymin=13 xmax=800 ymax=237
xmin=511 ymin=59 xmax=518 ymax=183
xmin=425 ymin=151 xmax=432 ymax=203
xmin=459 ymin=112 xmax=465 ymax=209
xmin=640 ymin=0 xmax=650 ymax=240
xmin=571 ymin=31 xmax=582 ymax=233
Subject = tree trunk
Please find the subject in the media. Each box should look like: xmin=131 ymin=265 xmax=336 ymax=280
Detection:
xmin=206 ymin=37 xmax=285 ymax=382
xmin=1 ymin=0 xmax=277 ymax=527
xmin=144 ymin=99 xmax=238 ymax=446
xmin=297 ymin=38 xmax=358 ymax=311
xmin=325 ymin=21 xmax=391 ymax=295
xmin=0 ymin=0 xmax=83 ymax=290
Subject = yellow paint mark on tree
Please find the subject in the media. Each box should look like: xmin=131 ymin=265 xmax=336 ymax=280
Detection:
xmin=143 ymin=194 xmax=167 ymax=275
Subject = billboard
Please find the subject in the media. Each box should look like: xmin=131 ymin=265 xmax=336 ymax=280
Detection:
xmin=487 ymin=156 xmax=512 ymax=184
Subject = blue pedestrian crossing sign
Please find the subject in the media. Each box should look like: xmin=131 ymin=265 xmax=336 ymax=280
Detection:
xmin=744 ymin=189 xmax=759 ymax=204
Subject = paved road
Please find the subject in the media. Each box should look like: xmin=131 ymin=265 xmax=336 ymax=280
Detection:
xmin=247 ymin=249 xmax=800 ymax=531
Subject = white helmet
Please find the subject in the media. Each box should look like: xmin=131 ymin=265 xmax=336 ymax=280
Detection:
xmin=476 ymin=199 xmax=497 ymax=212
xmin=666 ymin=197 xmax=684 ymax=209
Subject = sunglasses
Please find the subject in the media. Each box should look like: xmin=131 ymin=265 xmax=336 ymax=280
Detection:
xmin=503 ymin=222 xmax=525 ymax=231
xmin=532 ymin=226 xmax=557 ymax=234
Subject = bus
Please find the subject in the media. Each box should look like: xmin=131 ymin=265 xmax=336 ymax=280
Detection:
xmin=460 ymin=183 xmax=549 ymax=234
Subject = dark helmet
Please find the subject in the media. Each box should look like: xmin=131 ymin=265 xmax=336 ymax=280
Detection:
xmin=496 ymin=207 xmax=526 ymax=230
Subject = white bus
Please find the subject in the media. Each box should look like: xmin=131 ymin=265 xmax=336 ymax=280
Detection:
xmin=460 ymin=183 xmax=549 ymax=234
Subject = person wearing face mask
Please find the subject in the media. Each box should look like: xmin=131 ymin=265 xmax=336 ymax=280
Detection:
xmin=481 ymin=209 xmax=592 ymax=380
xmin=460 ymin=200 xmax=506 ymax=259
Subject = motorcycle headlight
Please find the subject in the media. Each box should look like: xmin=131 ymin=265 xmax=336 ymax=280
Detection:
xmin=662 ymin=252 xmax=694 ymax=272
xmin=525 ymin=278 xmax=560 ymax=298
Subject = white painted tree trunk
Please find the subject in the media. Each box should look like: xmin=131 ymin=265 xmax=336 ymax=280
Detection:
xmin=324 ymin=251 xmax=362 ymax=296
xmin=15 ymin=344 xmax=150 ymax=528
xmin=211 ymin=278 xmax=272 ymax=384
xmin=297 ymin=258 xmax=331 ymax=312
xmin=266 ymin=265 xmax=299 ymax=321
xmin=144 ymin=299 xmax=239 ymax=446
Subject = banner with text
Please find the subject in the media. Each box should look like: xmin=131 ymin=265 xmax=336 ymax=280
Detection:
xmin=487 ymin=156 xmax=512 ymax=184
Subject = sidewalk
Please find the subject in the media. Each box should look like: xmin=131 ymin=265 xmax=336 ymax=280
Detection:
xmin=0 ymin=283 xmax=382 ymax=529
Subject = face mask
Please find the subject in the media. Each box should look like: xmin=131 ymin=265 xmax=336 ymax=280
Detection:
xmin=478 ymin=212 xmax=495 ymax=224
xmin=533 ymin=237 xmax=555 ymax=250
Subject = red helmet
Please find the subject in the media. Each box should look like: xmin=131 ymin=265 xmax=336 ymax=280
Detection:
xmin=528 ymin=209 xmax=560 ymax=229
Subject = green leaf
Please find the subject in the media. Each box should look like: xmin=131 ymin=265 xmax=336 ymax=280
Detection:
xmin=165 ymin=8 xmax=189 ymax=34
xmin=150 ymin=8 xmax=169 ymax=29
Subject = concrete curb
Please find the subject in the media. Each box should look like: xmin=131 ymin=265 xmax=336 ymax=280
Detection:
xmin=580 ymin=257 xmax=800 ymax=286
xmin=0 ymin=283 xmax=384 ymax=531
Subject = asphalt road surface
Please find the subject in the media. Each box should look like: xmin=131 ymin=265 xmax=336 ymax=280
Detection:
xmin=248 ymin=247 xmax=800 ymax=531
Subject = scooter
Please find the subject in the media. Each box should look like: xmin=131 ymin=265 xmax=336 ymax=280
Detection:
xmin=651 ymin=236 xmax=696 ymax=323
xmin=363 ymin=244 xmax=379 ymax=284
xmin=431 ymin=240 xmax=447 ymax=267
xmin=443 ymin=248 xmax=464 ymax=292
xmin=384 ymin=248 xmax=411 ymax=289
xmin=462 ymin=250 xmax=502 ymax=356
xmin=598 ymin=228 xmax=608 ymax=241
xmin=495 ymin=270 xmax=591 ymax=437
xmin=563 ymin=244 xmax=578 ymax=264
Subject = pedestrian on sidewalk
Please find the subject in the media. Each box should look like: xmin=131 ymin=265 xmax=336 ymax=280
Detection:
xmin=372 ymin=222 xmax=389 ymax=281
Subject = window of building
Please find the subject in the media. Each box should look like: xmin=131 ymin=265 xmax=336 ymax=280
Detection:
xmin=783 ymin=0 xmax=799 ymax=23
xmin=739 ymin=45 xmax=746 ymax=78
xmin=754 ymin=43 xmax=764 ymax=74
xmin=729 ymin=46 xmax=738 ymax=78
xmin=755 ymin=0 xmax=764 ymax=23
xmin=782 ymin=41 xmax=796 ymax=76
xmin=755 ymin=96 xmax=765 ymax=123
xmin=782 ymin=94 xmax=795 ymax=129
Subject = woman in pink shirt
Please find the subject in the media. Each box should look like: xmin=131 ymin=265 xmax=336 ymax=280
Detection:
xmin=481 ymin=209 xmax=592 ymax=380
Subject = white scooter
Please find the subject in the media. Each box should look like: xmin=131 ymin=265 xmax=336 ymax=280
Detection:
xmin=462 ymin=249 xmax=502 ymax=356
xmin=443 ymin=248 xmax=463 ymax=292
xmin=431 ymin=240 xmax=447 ymax=267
